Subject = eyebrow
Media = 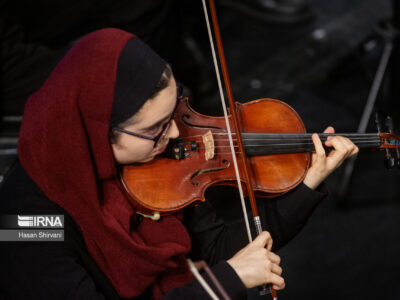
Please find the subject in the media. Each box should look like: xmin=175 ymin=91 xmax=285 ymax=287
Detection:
xmin=141 ymin=114 xmax=172 ymax=132
xmin=141 ymin=95 xmax=178 ymax=132
xmin=140 ymin=85 xmax=179 ymax=132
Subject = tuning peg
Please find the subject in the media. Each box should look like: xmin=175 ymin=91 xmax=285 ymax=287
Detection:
xmin=376 ymin=113 xmax=395 ymax=169
xmin=384 ymin=116 xmax=400 ymax=168
xmin=384 ymin=155 xmax=395 ymax=169
xmin=385 ymin=115 xmax=394 ymax=133
xmin=376 ymin=112 xmax=393 ymax=167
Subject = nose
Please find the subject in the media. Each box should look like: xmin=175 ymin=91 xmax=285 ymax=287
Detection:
xmin=168 ymin=120 xmax=179 ymax=139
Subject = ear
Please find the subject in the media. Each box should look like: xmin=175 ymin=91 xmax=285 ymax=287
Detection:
xmin=110 ymin=142 xmax=125 ymax=165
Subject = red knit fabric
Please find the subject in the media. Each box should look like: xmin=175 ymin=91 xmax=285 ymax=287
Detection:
xmin=18 ymin=28 xmax=193 ymax=298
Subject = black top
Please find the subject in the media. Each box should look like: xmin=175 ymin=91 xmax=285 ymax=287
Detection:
xmin=0 ymin=162 xmax=327 ymax=299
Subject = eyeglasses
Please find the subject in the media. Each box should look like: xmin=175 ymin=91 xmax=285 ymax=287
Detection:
xmin=113 ymin=86 xmax=182 ymax=148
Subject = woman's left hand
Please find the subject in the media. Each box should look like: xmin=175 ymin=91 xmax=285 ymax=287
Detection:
xmin=303 ymin=126 xmax=359 ymax=190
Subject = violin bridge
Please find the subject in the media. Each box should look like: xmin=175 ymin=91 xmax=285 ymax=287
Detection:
xmin=202 ymin=130 xmax=215 ymax=160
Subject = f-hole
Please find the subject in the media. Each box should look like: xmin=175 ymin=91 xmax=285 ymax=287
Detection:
xmin=190 ymin=159 xmax=230 ymax=186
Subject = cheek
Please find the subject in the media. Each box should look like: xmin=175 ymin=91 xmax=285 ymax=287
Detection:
xmin=113 ymin=136 xmax=155 ymax=164
xmin=126 ymin=139 xmax=154 ymax=159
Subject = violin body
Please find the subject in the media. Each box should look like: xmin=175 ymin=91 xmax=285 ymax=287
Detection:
xmin=121 ymin=98 xmax=311 ymax=216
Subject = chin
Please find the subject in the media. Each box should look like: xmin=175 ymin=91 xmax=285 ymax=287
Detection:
xmin=135 ymin=155 xmax=156 ymax=163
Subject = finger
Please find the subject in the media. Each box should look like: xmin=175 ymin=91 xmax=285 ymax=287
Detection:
xmin=325 ymin=135 xmax=345 ymax=151
xmin=351 ymin=145 xmax=359 ymax=156
xmin=328 ymin=137 xmax=350 ymax=156
xmin=323 ymin=126 xmax=335 ymax=134
xmin=268 ymin=273 xmax=285 ymax=290
xmin=266 ymin=234 xmax=273 ymax=251
xmin=310 ymin=152 xmax=317 ymax=166
xmin=324 ymin=126 xmax=335 ymax=142
xmin=325 ymin=137 xmax=348 ymax=164
xmin=312 ymin=133 xmax=326 ymax=159
xmin=267 ymin=251 xmax=281 ymax=265
xmin=272 ymin=283 xmax=286 ymax=291
xmin=271 ymin=263 xmax=283 ymax=276
xmin=342 ymin=139 xmax=356 ymax=158
xmin=253 ymin=231 xmax=273 ymax=249
xmin=340 ymin=137 xmax=359 ymax=157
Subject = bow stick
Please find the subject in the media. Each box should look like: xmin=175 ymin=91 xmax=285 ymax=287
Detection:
xmin=201 ymin=0 xmax=278 ymax=298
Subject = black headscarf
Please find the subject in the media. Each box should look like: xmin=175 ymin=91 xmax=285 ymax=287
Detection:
xmin=111 ymin=37 xmax=166 ymax=128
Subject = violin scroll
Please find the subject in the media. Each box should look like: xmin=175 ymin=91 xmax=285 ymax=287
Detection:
xmin=376 ymin=113 xmax=400 ymax=169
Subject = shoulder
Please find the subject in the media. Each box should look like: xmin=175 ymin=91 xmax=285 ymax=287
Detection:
xmin=0 ymin=162 xmax=121 ymax=299
xmin=0 ymin=161 xmax=61 ymax=213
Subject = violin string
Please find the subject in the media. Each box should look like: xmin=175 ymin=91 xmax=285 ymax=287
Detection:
xmin=200 ymin=144 xmax=381 ymax=156
xmin=196 ymin=142 xmax=377 ymax=150
xmin=190 ymin=146 xmax=381 ymax=157
xmin=180 ymin=135 xmax=208 ymax=139
xmin=212 ymin=137 xmax=378 ymax=141
xmin=212 ymin=152 xmax=304 ymax=156
xmin=216 ymin=132 xmax=378 ymax=135
xmin=180 ymin=133 xmax=379 ymax=139
xmin=180 ymin=138 xmax=381 ymax=148
xmin=219 ymin=138 xmax=379 ymax=143
xmin=181 ymin=138 xmax=381 ymax=155
xmin=197 ymin=143 xmax=380 ymax=152
xmin=180 ymin=136 xmax=380 ymax=143
xmin=242 ymin=133 xmax=379 ymax=137
xmin=185 ymin=139 xmax=381 ymax=152
xmin=195 ymin=139 xmax=380 ymax=148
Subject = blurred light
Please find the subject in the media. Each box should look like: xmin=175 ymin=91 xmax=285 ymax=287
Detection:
xmin=364 ymin=40 xmax=377 ymax=52
xmin=250 ymin=79 xmax=262 ymax=89
xmin=312 ymin=28 xmax=326 ymax=40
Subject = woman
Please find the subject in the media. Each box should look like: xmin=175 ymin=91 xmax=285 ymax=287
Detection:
xmin=0 ymin=28 xmax=357 ymax=299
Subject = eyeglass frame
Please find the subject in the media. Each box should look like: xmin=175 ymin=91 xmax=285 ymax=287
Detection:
xmin=113 ymin=86 xmax=182 ymax=148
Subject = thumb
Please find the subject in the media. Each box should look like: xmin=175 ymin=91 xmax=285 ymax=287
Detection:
xmin=253 ymin=231 xmax=273 ymax=250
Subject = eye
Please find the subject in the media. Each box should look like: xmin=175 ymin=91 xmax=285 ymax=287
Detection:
xmin=146 ymin=123 xmax=164 ymax=134
xmin=145 ymin=126 xmax=159 ymax=134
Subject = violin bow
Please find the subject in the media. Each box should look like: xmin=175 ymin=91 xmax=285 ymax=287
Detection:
xmin=187 ymin=259 xmax=232 ymax=300
xmin=201 ymin=0 xmax=278 ymax=298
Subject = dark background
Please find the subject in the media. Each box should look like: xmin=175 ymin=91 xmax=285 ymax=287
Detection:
xmin=1 ymin=0 xmax=399 ymax=299
xmin=212 ymin=1 xmax=400 ymax=299
xmin=214 ymin=1 xmax=400 ymax=299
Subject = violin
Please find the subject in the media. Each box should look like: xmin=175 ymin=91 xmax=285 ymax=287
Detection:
xmin=120 ymin=96 xmax=400 ymax=218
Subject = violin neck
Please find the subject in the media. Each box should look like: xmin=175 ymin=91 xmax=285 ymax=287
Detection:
xmin=243 ymin=133 xmax=381 ymax=156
